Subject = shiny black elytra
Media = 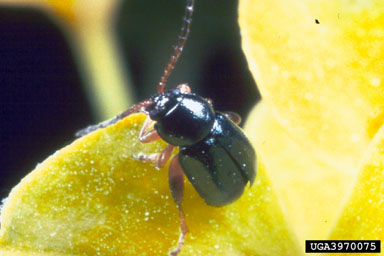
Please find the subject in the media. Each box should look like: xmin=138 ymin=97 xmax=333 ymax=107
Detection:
xmin=76 ymin=0 xmax=256 ymax=255
xmin=148 ymin=88 xmax=256 ymax=206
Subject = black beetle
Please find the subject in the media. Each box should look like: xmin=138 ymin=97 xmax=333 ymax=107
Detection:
xmin=76 ymin=0 xmax=256 ymax=254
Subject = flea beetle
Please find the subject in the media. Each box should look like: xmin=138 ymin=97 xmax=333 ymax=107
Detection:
xmin=77 ymin=0 xmax=256 ymax=254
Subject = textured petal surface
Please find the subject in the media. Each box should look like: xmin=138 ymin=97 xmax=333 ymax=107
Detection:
xmin=244 ymin=102 xmax=354 ymax=247
xmin=240 ymin=0 xmax=384 ymax=252
xmin=239 ymin=0 xmax=384 ymax=172
xmin=328 ymin=122 xmax=384 ymax=248
xmin=0 ymin=114 xmax=300 ymax=256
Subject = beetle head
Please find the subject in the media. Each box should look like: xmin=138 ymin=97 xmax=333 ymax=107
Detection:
xmin=148 ymin=89 xmax=182 ymax=121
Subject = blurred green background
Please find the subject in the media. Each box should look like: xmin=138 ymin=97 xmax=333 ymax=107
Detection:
xmin=0 ymin=0 xmax=259 ymax=199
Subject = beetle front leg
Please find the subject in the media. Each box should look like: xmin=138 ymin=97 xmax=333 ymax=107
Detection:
xmin=139 ymin=115 xmax=161 ymax=143
xmin=168 ymin=155 xmax=189 ymax=256
xmin=133 ymin=144 xmax=174 ymax=169
xmin=134 ymin=115 xmax=174 ymax=168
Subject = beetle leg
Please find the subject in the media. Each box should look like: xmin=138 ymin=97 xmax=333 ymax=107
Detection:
xmin=223 ymin=111 xmax=242 ymax=125
xmin=168 ymin=155 xmax=189 ymax=256
xmin=176 ymin=83 xmax=191 ymax=93
xmin=140 ymin=129 xmax=161 ymax=143
xmin=132 ymin=144 xmax=174 ymax=169
xmin=134 ymin=116 xmax=174 ymax=168
xmin=157 ymin=144 xmax=174 ymax=168
xmin=139 ymin=115 xmax=161 ymax=143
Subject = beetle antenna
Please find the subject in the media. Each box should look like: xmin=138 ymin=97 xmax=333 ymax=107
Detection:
xmin=157 ymin=0 xmax=195 ymax=93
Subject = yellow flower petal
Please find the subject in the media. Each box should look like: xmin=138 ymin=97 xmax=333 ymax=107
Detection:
xmin=239 ymin=0 xmax=384 ymax=172
xmin=0 ymin=0 xmax=134 ymax=120
xmin=328 ymin=122 xmax=384 ymax=244
xmin=245 ymin=102 xmax=354 ymax=245
xmin=0 ymin=114 xmax=300 ymax=255
xmin=45 ymin=0 xmax=75 ymax=22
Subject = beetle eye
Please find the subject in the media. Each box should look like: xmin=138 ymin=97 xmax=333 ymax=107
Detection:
xmin=149 ymin=96 xmax=170 ymax=121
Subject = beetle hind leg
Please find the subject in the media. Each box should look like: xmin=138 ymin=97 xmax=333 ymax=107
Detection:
xmin=223 ymin=111 xmax=242 ymax=125
xmin=168 ymin=155 xmax=189 ymax=256
xmin=134 ymin=116 xmax=189 ymax=255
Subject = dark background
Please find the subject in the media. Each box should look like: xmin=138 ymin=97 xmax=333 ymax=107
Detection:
xmin=0 ymin=0 xmax=259 ymax=200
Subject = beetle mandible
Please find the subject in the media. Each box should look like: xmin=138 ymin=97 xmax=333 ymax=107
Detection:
xmin=76 ymin=0 xmax=257 ymax=255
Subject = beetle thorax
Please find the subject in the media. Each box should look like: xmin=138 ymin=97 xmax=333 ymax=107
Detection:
xmin=148 ymin=89 xmax=215 ymax=146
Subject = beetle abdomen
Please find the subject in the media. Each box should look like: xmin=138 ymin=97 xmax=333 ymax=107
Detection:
xmin=178 ymin=113 xmax=256 ymax=206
